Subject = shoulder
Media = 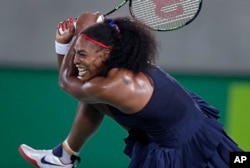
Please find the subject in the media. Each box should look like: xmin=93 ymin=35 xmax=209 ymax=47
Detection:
xmin=82 ymin=68 xmax=133 ymax=102
xmin=85 ymin=68 xmax=153 ymax=113
xmin=85 ymin=68 xmax=135 ymax=93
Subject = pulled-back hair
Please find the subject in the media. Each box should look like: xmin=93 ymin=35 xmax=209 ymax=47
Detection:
xmin=81 ymin=17 xmax=159 ymax=75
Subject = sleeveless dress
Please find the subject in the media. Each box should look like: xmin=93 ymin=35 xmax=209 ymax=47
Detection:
xmin=108 ymin=65 xmax=242 ymax=168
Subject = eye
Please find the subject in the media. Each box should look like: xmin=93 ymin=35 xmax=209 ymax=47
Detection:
xmin=79 ymin=53 xmax=87 ymax=58
xmin=76 ymin=51 xmax=87 ymax=58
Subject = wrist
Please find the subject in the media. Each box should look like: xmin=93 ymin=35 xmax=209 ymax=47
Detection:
xmin=55 ymin=41 xmax=71 ymax=55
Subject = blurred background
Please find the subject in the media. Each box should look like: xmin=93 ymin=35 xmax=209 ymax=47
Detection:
xmin=0 ymin=0 xmax=249 ymax=167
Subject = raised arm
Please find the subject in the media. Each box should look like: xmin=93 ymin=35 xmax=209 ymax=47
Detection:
xmin=58 ymin=13 xmax=106 ymax=103
xmin=54 ymin=12 xmax=108 ymax=153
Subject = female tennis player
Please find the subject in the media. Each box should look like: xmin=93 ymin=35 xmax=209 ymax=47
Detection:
xmin=19 ymin=12 xmax=243 ymax=168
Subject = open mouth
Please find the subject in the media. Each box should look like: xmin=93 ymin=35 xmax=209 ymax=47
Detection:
xmin=77 ymin=67 xmax=87 ymax=79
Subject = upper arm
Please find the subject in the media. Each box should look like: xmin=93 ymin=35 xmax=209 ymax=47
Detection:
xmin=60 ymin=70 xmax=150 ymax=113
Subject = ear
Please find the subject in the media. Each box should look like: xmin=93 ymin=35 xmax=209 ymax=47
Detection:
xmin=100 ymin=49 xmax=110 ymax=61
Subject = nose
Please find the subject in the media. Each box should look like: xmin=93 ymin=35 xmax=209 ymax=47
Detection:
xmin=73 ymin=54 xmax=80 ymax=65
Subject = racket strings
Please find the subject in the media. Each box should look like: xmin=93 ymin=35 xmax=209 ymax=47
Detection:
xmin=134 ymin=2 xmax=199 ymax=22
xmin=131 ymin=0 xmax=201 ymax=30
xmin=133 ymin=1 xmax=200 ymax=19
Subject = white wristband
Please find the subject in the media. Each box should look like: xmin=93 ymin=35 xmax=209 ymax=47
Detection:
xmin=55 ymin=41 xmax=71 ymax=55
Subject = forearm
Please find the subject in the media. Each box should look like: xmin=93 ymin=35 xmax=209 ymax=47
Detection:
xmin=55 ymin=40 xmax=75 ymax=73
xmin=55 ymin=39 xmax=81 ymax=100
xmin=57 ymin=55 xmax=64 ymax=71
xmin=58 ymin=36 xmax=84 ymax=99
xmin=60 ymin=35 xmax=77 ymax=71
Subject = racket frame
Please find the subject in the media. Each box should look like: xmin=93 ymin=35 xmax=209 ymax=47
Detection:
xmin=103 ymin=0 xmax=203 ymax=31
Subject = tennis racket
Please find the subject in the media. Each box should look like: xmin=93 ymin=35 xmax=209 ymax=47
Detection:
xmin=102 ymin=0 xmax=202 ymax=31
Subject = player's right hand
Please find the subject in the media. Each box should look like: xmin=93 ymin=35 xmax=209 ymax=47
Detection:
xmin=74 ymin=12 xmax=101 ymax=35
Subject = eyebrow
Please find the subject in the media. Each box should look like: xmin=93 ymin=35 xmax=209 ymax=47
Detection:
xmin=73 ymin=48 xmax=86 ymax=53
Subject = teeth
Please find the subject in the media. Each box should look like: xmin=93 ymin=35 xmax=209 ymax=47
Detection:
xmin=77 ymin=67 xmax=87 ymax=77
xmin=78 ymin=68 xmax=85 ymax=71
xmin=77 ymin=76 xmax=83 ymax=80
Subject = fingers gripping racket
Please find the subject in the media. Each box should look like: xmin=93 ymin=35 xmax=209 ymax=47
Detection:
xmin=102 ymin=0 xmax=202 ymax=31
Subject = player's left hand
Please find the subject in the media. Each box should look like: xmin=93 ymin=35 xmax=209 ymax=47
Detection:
xmin=56 ymin=18 xmax=75 ymax=44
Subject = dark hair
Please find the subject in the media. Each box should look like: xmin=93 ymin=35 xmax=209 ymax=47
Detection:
xmin=81 ymin=17 xmax=159 ymax=75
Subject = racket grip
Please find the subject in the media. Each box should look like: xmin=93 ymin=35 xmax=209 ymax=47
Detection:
xmin=97 ymin=15 xmax=104 ymax=23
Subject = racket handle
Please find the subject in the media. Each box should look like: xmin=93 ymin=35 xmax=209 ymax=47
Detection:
xmin=97 ymin=15 xmax=104 ymax=23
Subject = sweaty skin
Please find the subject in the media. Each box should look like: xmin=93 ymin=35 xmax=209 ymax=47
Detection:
xmin=59 ymin=19 xmax=154 ymax=114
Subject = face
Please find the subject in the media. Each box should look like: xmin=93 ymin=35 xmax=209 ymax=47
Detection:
xmin=73 ymin=37 xmax=109 ymax=81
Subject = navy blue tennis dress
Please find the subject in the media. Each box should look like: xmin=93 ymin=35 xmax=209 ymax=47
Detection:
xmin=108 ymin=65 xmax=242 ymax=168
